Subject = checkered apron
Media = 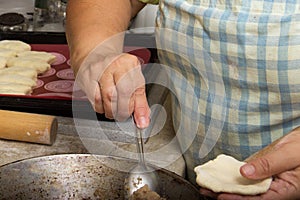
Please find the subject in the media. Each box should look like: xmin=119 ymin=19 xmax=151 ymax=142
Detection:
xmin=154 ymin=0 xmax=300 ymax=183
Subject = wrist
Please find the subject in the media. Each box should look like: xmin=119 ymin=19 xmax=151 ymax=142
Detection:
xmin=69 ymin=32 xmax=125 ymax=75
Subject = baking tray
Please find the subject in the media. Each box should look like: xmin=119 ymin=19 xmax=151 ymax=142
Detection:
xmin=0 ymin=43 xmax=152 ymax=119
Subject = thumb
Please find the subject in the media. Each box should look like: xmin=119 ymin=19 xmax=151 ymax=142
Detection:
xmin=133 ymin=87 xmax=150 ymax=129
xmin=240 ymin=157 xmax=275 ymax=180
xmin=240 ymin=131 xmax=300 ymax=180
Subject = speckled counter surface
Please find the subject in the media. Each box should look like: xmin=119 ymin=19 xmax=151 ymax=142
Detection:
xmin=0 ymin=95 xmax=186 ymax=177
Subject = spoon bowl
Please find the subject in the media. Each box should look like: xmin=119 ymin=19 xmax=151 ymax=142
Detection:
xmin=124 ymin=126 xmax=160 ymax=199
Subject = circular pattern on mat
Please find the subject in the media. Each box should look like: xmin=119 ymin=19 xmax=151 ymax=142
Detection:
xmin=44 ymin=80 xmax=75 ymax=93
xmin=56 ymin=68 xmax=75 ymax=79
xmin=50 ymin=52 xmax=67 ymax=65
xmin=38 ymin=68 xmax=56 ymax=78
xmin=33 ymin=79 xmax=44 ymax=89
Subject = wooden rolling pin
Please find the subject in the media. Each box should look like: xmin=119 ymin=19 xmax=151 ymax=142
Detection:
xmin=0 ymin=110 xmax=57 ymax=145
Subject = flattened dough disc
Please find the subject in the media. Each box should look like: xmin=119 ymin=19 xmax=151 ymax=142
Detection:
xmin=194 ymin=154 xmax=272 ymax=195
xmin=0 ymin=40 xmax=31 ymax=52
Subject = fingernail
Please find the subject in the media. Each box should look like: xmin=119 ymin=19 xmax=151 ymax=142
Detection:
xmin=242 ymin=164 xmax=255 ymax=176
xmin=138 ymin=116 xmax=147 ymax=128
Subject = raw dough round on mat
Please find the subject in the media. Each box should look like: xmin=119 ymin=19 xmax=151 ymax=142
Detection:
xmin=0 ymin=66 xmax=38 ymax=80
xmin=7 ymin=57 xmax=50 ymax=74
xmin=194 ymin=154 xmax=272 ymax=195
xmin=0 ymin=48 xmax=17 ymax=58
xmin=17 ymin=51 xmax=56 ymax=64
xmin=0 ymin=40 xmax=31 ymax=52
xmin=0 ymin=83 xmax=32 ymax=95
xmin=0 ymin=56 xmax=7 ymax=69
xmin=0 ymin=74 xmax=37 ymax=87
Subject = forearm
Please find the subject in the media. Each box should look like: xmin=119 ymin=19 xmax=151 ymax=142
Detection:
xmin=65 ymin=0 xmax=145 ymax=73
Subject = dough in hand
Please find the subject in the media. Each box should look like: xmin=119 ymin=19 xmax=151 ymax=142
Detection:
xmin=17 ymin=50 xmax=56 ymax=64
xmin=194 ymin=154 xmax=272 ymax=195
xmin=0 ymin=40 xmax=31 ymax=52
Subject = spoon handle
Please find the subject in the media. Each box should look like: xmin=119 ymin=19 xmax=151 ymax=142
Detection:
xmin=136 ymin=127 xmax=146 ymax=167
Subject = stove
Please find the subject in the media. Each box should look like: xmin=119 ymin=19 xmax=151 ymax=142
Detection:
xmin=0 ymin=0 xmax=66 ymax=33
xmin=0 ymin=0 xmax=33 ymax=31
xmin=0 ymin=12 xmax=28 ymax=31
xmin=0 ymin=0 xmax=34 ymax=16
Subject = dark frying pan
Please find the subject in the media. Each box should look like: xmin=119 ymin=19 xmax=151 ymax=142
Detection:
xmin=0 ymin=154 xmax=209 ymax=200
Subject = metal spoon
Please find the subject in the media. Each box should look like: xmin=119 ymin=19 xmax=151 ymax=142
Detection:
xmin=124 ymin=125 xmax=160 ymax=199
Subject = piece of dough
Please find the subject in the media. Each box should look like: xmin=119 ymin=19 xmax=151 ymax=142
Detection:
xmin=0 ymin=74 xmax=37 ymax=87
xmin=0 ymin=48 xmax=17 ymax=58
xmin=0 ymin=66 xmax=38 ymax=80
xmin=17 ymin=51 xmax=56 ymax=64
xmin=194 ymin=154 xmax=272 ymax=195
xmin=0 ymin=56 xmax=7 ymax=69
xmin=7 ymin=57 xmax=50 ymax=74
xmin=0 ymin=89 xmax=31 ymax=95
xmin=0 ymin=40 xmax=31 ymax=52
xmin=0 ymin=83 xmax=32 ymax=95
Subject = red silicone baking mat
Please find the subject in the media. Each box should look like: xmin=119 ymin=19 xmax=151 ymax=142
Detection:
xmin=0 ymin=44 xmax=151 ymax=100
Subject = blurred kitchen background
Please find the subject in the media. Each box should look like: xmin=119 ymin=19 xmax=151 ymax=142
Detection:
xmin=0 ymin=0 xmax=158 ymax=33
xmin=0 ymin=0 xmax=166 ymax=118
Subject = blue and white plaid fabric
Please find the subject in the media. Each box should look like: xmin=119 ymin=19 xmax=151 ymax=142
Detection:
xmin=143 ymin=0 xmax=300 ymax=182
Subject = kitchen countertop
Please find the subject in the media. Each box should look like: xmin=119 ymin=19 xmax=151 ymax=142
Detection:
xmin=0 ymin=94 xmax=186 ymax=177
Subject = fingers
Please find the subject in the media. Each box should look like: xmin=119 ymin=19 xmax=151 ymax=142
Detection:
xmin=216 ymin=174 xmax=300 ymax=200
xmin=133 ymin=86 xmax=150 ymax=128
xmin=114 ymin=64 xmax=150 ymax=127
xmin=200 ymin=129 xmax=300 ymax=200
xmin=199 ymin=188 xmax=218 ymax=199
xmin=94 ymin=82 xmax=104 ymax=113
xmin=97 ymin=53 xmax=150 ymax=125
xmin=217 ymin=193 xmax=260 ymax=200
xmin=114 ymin=67 xmax=137 ymax=121
xmin=240 ymin=128 xmax=300 ymax=180
xmin=99 ymin=71 xmax=118 ymax=119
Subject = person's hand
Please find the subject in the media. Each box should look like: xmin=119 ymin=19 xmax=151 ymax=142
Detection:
xmin=200 ymin=127 xmax=300 ymax=200
xmin=76 ymin=52 xmax=150 ymax=128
